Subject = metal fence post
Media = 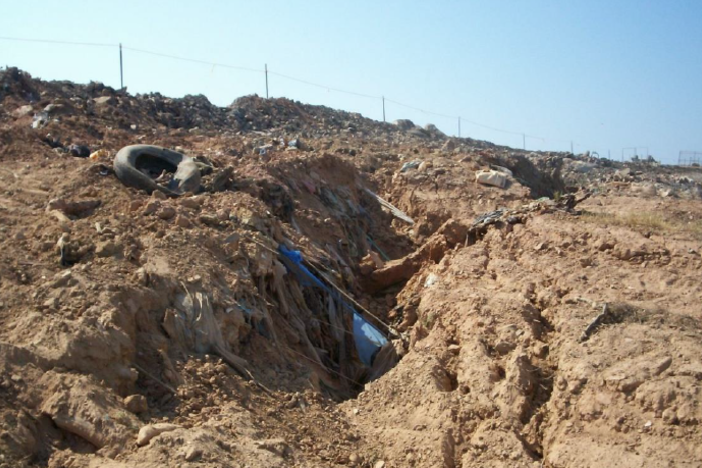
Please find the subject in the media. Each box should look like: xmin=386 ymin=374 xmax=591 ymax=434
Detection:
xmin=265 ymin=64 xmax=269 ymax=99
xmin=119 ymin=43 xmax=123 ymax=89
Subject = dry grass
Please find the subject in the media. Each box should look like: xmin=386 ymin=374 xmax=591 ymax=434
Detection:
xmin=582 ymin=211 xmax=669 ymax=230
xmin=582 ymin=211 xmax=702 ymax=240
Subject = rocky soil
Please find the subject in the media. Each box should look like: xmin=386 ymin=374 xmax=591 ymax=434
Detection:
xmin=1 ymin=67 xmax=701 ymax=467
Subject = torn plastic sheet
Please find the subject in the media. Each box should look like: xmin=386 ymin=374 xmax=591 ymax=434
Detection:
xmin=278 ymin=245 xmax=388 ymax=366
xmin=352 ymin=312 xmax=387 ymax=366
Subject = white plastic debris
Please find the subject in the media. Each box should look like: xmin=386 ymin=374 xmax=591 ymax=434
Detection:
xmin=476 ymin=170 xmax=507 ymax=188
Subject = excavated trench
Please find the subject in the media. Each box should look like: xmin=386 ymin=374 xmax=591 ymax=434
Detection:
xmin=123 ymin=164 xmax=424 ymax=407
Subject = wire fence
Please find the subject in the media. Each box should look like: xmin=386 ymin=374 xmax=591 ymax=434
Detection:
xmin=0 ymin=35 xmax=648 ymax=160
xmin=678 ymin=151 xmax=702 ymax=166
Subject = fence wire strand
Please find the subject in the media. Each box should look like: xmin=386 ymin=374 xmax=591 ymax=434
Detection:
xmin=1 ymin=35 xmax=611 ymax=154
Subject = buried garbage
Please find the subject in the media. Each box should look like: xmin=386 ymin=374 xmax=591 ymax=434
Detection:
xmin=278 ymin=245 xmax=390 ymax=367
xmin=113 ymin=144 xmax=203 ymax=196
xmin=3 ymin=67 xmax=702 ymax=468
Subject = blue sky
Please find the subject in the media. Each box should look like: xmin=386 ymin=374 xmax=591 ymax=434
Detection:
xmin=1 ymin=1 xmax=701 ymax=163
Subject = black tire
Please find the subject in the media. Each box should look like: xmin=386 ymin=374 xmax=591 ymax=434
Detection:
xmin=113 ymin=145 xmax=201 ymax=196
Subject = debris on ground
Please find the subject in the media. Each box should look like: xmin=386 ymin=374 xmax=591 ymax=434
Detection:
xmin=1 ymin=67 xmax=702 ymax=468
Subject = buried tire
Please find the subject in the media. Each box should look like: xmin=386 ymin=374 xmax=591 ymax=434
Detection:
xmin=113 ymin=144 xmax=201 ymax=196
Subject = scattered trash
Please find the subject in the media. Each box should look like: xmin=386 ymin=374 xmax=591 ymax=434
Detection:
xmin=476 ymin=170 xmax=507 ymax=188
xmin=89 ymin=149 xmax=109 ymax=161
xmin=256 ymin=144 xmax=274 ymax=156
xmin=278 ymin=244 xmax=389 ymax=366
xmin=31 ymin=111 xmax=48 ymax=129
xmin=113 ymin=145 xmax=202 ymax=196
xmin=363 ymin=188 xmax=415 ymax=225
xmin=472 ymin=209 xmax=504 ymax=227
xmin=68 ymin=144 xmax=91 ymax=158
xmin=400 ymin=160 xmax=421 ymax=172
xmin=580 ymin=303 xmax=610 ymax=342
xmin=352 ymin=313 xmax=388 ymax=367
xmin=424 ymin=273 xmax=439 ymax=288
xmin=57 ymin=233 xmax=69 ymax=266
xmin=491 ymin=165 xmax=513 ymax=177
xmin=366 ymin=235 xmax=391 ymax=262
xmin=163 ymin=287 xmax=252 ymax=379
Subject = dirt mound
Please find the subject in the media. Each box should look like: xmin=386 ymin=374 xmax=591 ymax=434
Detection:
xmin=1 ymin=68 xmax=701 ymax=467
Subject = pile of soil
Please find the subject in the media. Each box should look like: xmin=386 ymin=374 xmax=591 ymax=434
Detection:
xmin=0 ymin=67 xmax=701 ymax=467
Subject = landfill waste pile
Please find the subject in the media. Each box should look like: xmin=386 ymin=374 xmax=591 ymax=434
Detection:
xmin=1 ymin=67 xmax=702 ymax=467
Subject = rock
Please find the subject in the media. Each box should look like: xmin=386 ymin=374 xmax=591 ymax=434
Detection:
xmin=179 ymin=197 xmax=200 ymax=209
xmin=157 ymin=206 xmax=176 ymax=220
xmin=424 ymin=123 xmax=445 ymax=137
xmin=151 ymin=190 xmax=167 ymax=201
xmin=134 ymin=268 xmax=149 ymax=286
xmin=175 ymin=215 xmax=192 ymax=228
xmin=184 ymin=445 xmax=203 ymax=461
xmin=199 ymin=214 xmax=220 ymax=226
xmin=44 ymin=103 xmax=66 ymax=115
xmin=441 ymin=139 xmax=457 ymax=152
xmin=13 ymin=105 xmax=33 ymax=118
xmin=613 ymin=248 xmax=636 ymax=261
xmin=495 ymin=340 xmax=516 ymax=355
xmin=394 ymin=119 xmax=415 ymax=130
xmin=533 ymin=342 xmax=549 ymax=359
xmin=93 ymin=96 xmax=115 ymax=106
xmin=418 ymin=160 xmax=433 ymax=172
xmin=359 ymin=255 xmax=378 ymax=276
xmin=255 ymin=438 xmax=291 ymax=457
xmin=52 ymin=270 xmax=76 ymax=288
xmin=653 ymin=356 xmax=673 ymax=376
xmin=187 ymin=274 xmax=202 ymax=284
xmin=47 ymin=198 xmax=101 ymax=217
xmin=142 ymin=201 xmax=160 ymax=215
xmin=136 ymin=423 xmax=180 ymax=446
xmin=374 ymin=461 xmax=386 ymax=468
xmin=348 ymin=452 xmax=361 ymax=466
xmin=95 ymin=241 xmax=120 ymax=258
xmin=288 ymin=138 xmax=303 ymax=149
xmin=124 ymin=395 xmax=148 ymax=414
xmin=129 ymin=200 xmax=143 ymax=212
xmin=614 ymin=168 xmax=632 ymax=180
xmin=596 ymin=240 xmax=615 ymax=251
